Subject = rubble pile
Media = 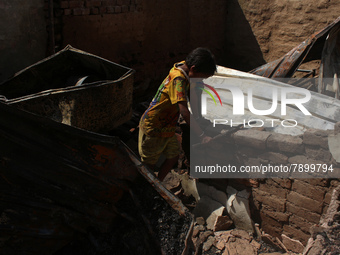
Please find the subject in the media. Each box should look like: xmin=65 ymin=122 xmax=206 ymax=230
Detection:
xmin=303 ymin=184 xmax=340 ymax=255
xmin=99 ymin=103 xmax=340 ymax=255
xmin=162 ymin=171 xmax=303 ymax=255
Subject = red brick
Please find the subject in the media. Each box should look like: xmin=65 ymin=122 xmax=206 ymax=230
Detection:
xmin=287 ymin=191 xmax=322 ymax=214
xmin=307 ymin=178 xmax=329 ymax=187
xmin=272 ymin=178 xmax=292 ymax=189
xmin=283 ymin=225 xmax=310 ymax=245
xmin=260 ymin=212 xmax=282 ymax=238
xmin=115 ymin=6 xmax=122 ymax=12
xmin=289 ymin=215 xmax=314 ymax=234
xmin=262 ymin=206 xmax=289 ymax=222
xmin=85 ymin=0 xmax=102 ymax=7
xmin=90 ymin=7 xmax=99 ymax=14
xmin=253 ymin=189 xmax=286 ymax=212
xmin=324 ymin=191 xmax=332 ymax=205
xmin=102 ymin=0 xmax=116 ymax=6
xmin=292 ymin=179 xmax=325 ymax=201
xmin=69 ymin=1 xmax=84 ymax=8
xmin=122 ymin=5 xmax=128 ymax=12
xmin=99 ymin=6 xmax=107 ymax=13
xmin=72 ymin=7 xmax=90 ymax=15
xmin=64 ymin=9 xmax=72 ymax=15
xmin=106 ymin=6 xmax=115 ymax=13
xmin=60 ymin=1 xmax=69 ymax=8
xmin=258 ymin=179 xmax=288 ymax=199
xmin=286 ymin=202 xmax=321 ymax=224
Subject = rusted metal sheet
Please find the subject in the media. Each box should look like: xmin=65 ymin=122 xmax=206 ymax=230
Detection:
xmin=250 ymin=16 xmax=340 ymax=78
xmin=0 ymin=45 xmax=135 ymax=133
xmin=0 ymin=102 xmax=191 ymax=254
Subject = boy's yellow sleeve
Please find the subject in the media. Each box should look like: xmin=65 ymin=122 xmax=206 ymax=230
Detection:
xmin=168 ymin=77 xmax=189 ymax=104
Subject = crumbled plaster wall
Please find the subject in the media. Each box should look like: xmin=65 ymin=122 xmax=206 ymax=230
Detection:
xmin=236 ymin=0 xmax=340 ymax=63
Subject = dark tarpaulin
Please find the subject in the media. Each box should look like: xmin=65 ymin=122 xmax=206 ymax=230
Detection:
xmin=0 ymin=101 xmax=191 ymax=254
xmin=0 ymin=101 xmax=140 ymax=254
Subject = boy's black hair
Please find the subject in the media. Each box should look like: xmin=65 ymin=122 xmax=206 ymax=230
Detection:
xmin=185 ymin=47 xmax=216 ymax=75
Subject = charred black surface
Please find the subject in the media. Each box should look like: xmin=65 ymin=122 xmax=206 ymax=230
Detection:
xmin=55 ymin=176 xmax=193 ymax=255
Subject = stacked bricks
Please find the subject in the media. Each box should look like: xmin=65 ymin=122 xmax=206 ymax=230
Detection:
xmin=59 ymin=0 xmax=140 ymax=16
xmin=229 ymin=126 xmax=340 ymax=249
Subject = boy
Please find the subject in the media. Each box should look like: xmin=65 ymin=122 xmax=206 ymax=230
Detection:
xmin=138 ymin=48 xmax=216 ymax=181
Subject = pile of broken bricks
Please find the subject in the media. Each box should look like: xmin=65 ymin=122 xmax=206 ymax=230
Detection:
xmin=162 ymin=170 xmax=302 ymax=255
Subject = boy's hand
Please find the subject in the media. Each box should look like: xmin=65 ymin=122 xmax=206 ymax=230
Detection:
xmin=201 ymin=135 xmax=212 ymax=144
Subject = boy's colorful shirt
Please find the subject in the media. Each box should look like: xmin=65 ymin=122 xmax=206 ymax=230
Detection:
xmin=140 ymin=61 xmax=189 ymax=137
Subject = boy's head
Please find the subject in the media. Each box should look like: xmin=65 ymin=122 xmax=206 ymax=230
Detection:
xmin=186 ymin=47 xmax=216 ymax=78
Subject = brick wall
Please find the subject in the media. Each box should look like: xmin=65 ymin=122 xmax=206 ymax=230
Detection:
xmin=50 ymin=0 xmax=230 ymax=102
xmin=229 ymin=126 xmax=340 ymax=250
xmin=59 ymin=0 xmax=140 ymax=16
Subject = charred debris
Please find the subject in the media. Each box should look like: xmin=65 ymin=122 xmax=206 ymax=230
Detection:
xmin=1 ymin=37 xmax=340 ymax=254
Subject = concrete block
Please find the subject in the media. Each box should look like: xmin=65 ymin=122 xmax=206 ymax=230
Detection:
xmin=233 ymin=129 xmax=271 ymax=149
xmin=259 ymin=151 xmax=288 ymax=164
xmin=303 ymin=129 xmax=329 ymax=149
xmin=305 ymin=147 xmax=332 ymax=161
xmin=267 ymin=133 xmax=304 ymax=154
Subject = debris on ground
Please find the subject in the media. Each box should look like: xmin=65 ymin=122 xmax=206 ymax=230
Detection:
xmin=55 ymin=175 xmax=194 ymax=255
xmin=303 ymin=184 xmax=340 ymax=255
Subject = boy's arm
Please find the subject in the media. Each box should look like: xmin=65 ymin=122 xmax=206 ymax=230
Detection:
xmin=178 ymin=101 xmax=212 ymax=144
